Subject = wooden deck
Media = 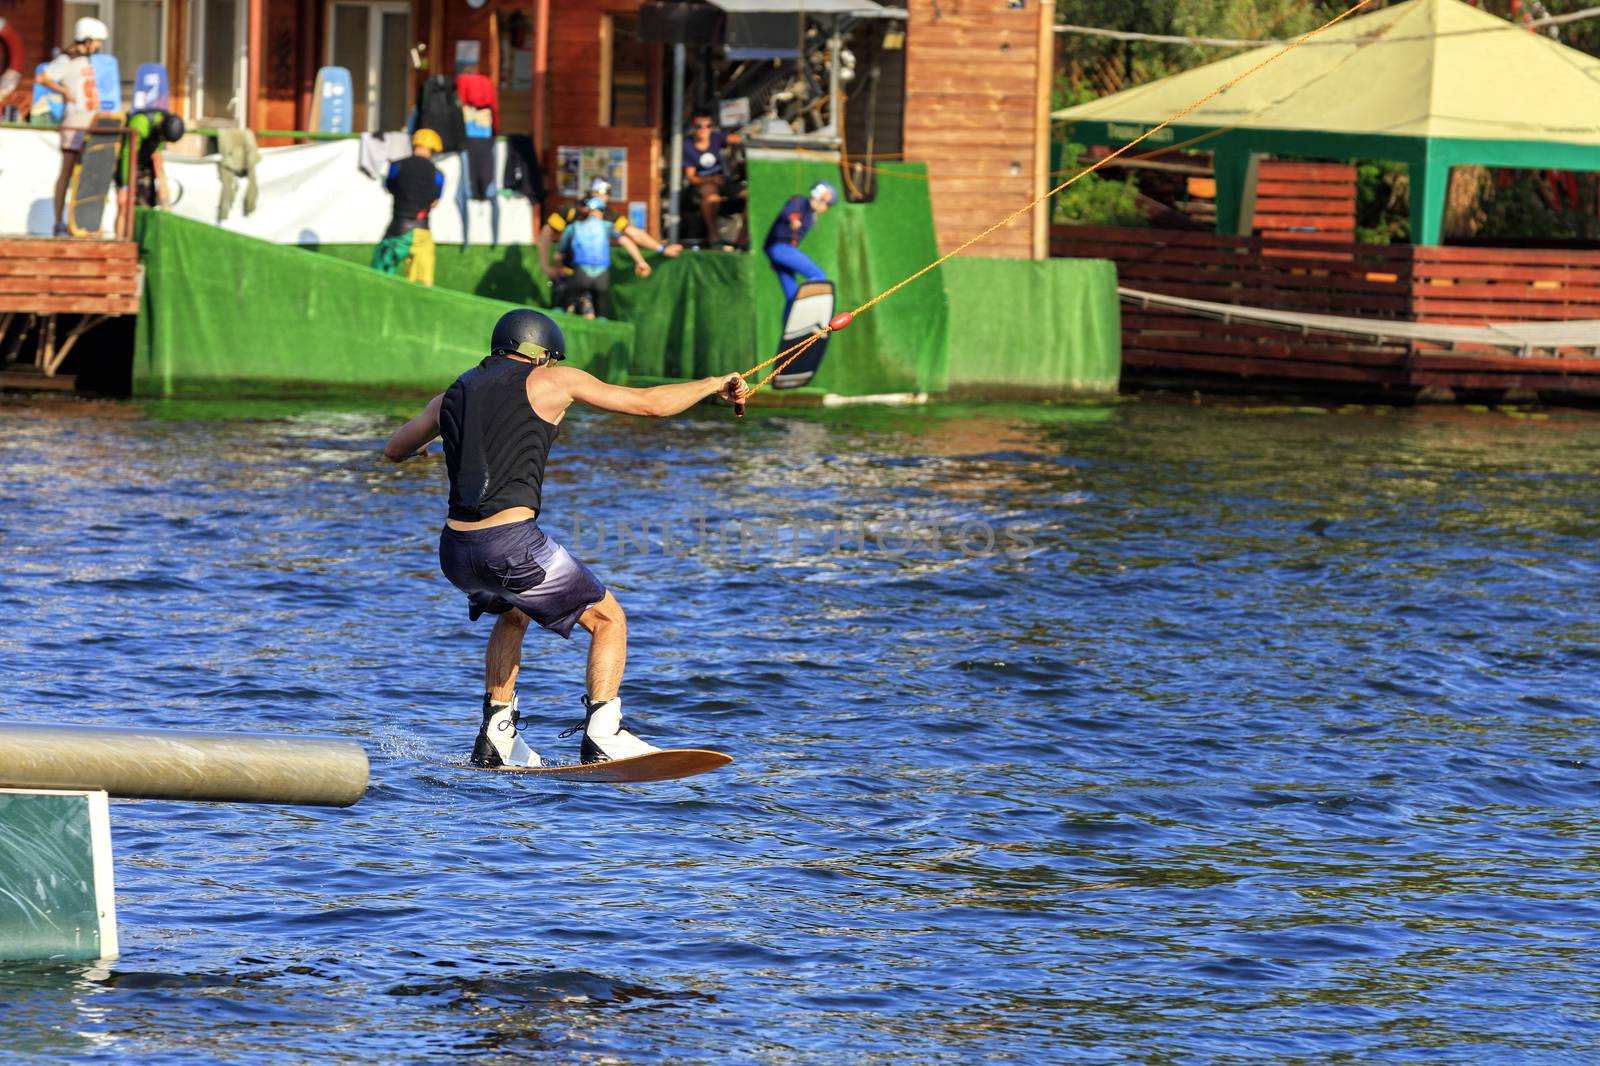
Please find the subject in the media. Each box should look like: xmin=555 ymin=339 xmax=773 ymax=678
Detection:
xmin=0 ymin=238 xmax=141 ymax=391
xmin=1051 ymin=225 xmax=1600 ymax=403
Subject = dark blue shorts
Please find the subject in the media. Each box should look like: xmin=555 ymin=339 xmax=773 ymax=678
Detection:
xmin=438 ymin=520 xmax=606 ymax=638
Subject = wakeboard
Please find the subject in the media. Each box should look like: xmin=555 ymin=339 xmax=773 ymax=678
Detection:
xmin=67 ymin=111 xmax=124 ymax=237
xmin=771 ymin=279 xmax=834 ymax=389
xmin=424 ymin=748 xmax=732 ymax=784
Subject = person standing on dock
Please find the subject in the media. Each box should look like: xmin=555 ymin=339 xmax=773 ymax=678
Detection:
xmin=381 ymin=309 xmax=750 ymax=768
xmin=764 ymin=180 xmax=835 ymax=306
xmin=372 ymin=128 xmax=444 ymax=286
xmin=38 ymin=18 xmax=107 ymax=237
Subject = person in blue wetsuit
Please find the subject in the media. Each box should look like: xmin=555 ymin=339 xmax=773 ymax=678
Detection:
xmin=764 ymin=180 xmax=836 ymax=305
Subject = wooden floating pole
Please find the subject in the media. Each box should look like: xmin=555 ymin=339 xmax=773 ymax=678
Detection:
xmin=0 ymin=723 xmax=369 ymax=808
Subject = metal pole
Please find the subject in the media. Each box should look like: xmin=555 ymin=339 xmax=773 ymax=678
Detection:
xmin=667 ymin=42 xmax=686 ymax=243
xmin=829 ymin=18 xmax=842 ymax=149
xmin=0 ymin=722 xmax=369 ymax=807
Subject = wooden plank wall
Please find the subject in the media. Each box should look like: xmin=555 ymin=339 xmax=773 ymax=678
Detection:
xmin=1410 ymin=247 xmax=1600 ymax=323
xmin=903 ymin=0 xmax=1051 ymax=259
xmin=1050 ymin=224 xmax=1600 ymax=397
xmin=1052 ymin=225 xmax=1415 ymax=388
xmin=1250 ymin=160 xmax=1356 ymax=242
xmin=546 ymin=0 xmax=661 ymax=235
xmin=0 ymin=240 xmax=141 ymax=316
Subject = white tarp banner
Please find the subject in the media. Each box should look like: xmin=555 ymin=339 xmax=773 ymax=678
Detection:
xmin=0 ymin=128 xmax=540 ymax=246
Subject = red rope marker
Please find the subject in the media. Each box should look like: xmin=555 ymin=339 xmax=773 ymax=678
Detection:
xmin=829 ymin=311 xmax=854 ymax=331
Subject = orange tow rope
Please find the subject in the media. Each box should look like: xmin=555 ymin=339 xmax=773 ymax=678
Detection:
xmin=733 ymin=0 xmax=1378 ymax=409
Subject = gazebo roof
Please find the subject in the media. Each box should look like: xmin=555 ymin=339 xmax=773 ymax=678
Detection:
xmin=1053 ymin=0 xmax=1600 ymax=146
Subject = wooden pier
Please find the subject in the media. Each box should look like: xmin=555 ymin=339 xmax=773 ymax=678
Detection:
xmin=1052 ymin=225 xmax=1600 ymax=403
xmin=0 ymin=238 xmax=141 ymax=392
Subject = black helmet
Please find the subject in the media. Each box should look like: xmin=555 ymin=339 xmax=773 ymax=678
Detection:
xmin=160 ymin=112 xmax=185 ymax=143
xmin=490 ymin=308 xmax=565 ymax=362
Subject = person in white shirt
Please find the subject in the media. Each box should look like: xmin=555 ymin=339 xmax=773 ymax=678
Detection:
xmin=37 ymin=18 xmax=108 ymax=236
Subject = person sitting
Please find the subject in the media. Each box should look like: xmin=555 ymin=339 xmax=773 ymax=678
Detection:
xmin=555 ymin=197 xmax=650 ymax=320
xmin=682 ymin=109 xmax=745 ymax=249
xmin=116 ymin=109 xmax=184 ymax=212
xmin=539 ymin=176 xmax=680 ymax=304
xmin=372 ymin=128 xmax=444 ymax=286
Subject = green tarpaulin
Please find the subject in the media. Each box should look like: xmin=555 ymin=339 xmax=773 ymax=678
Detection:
xmin=134 ymin=211 xmax=630 ymax=396
xmin=138 ymin=160 xmax=1121 ymax=399
xmin=942 ymin=258 xmax=1120 ymax=394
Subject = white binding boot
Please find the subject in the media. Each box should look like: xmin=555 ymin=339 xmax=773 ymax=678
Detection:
xmin=570 ymin=695 xmax=659 ymax=764
xmin=470 ymin=693 xmax=542 ymax=768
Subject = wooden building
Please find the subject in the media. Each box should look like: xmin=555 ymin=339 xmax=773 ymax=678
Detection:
xmin=903 ymin=0 xmax=1053 ymax=259
xmin=10 ymin=0 xmax=1055 ymax=256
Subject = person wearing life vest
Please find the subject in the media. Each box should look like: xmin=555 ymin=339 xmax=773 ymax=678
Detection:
xmin=38 ymin=17 xmax=108 ymax=236
xmin=538 ymin=175 xmax=681 ymax=305
xmin=372 ymin=128 xmax=444 ymax=286
xmin=764 ymin=180 xmax=836 ymax=306
xmin=555 ymin=196 xmax=652 ymax=319
xmin=382 ymin=309 xmax=750 ymax=768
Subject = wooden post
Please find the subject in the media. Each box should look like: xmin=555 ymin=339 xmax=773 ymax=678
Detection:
xmin=247 ymin=0 xmax=264 ymax=130
xmin=1032 ymin=0 xmax=1053 ymax=260
xmin=532 ymin=0 xmax=549 ymax=159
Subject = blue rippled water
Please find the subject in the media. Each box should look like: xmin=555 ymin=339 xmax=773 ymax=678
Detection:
xmin=2 ymin=394 xmax=1598 ymax=1063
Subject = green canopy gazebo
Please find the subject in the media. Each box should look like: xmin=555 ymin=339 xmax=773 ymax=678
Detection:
xmin=1053 ymin=0 xmax=1600 ymax=244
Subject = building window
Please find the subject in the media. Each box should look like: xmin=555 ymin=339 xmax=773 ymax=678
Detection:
xmin=194 ymin=0 xmax=244 ymax=124
xmin=601 ymin=14 xmax=649 ymax=129
xmin=327 ymin=1 xmax=412 ymax=133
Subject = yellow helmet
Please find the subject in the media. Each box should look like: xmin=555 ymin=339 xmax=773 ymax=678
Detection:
xmin=412 ymin=128 xmax=443 ymax=152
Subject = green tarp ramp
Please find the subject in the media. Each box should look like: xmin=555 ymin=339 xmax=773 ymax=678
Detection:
xmin=134 ymin=210 xmax=631 ymax=397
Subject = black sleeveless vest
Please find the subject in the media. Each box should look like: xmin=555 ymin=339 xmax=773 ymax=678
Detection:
xmin=439 ymin=355 xmax=560 ymax=521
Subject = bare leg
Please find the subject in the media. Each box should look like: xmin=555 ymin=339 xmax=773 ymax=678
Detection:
xmin=701 ymin=188 xmax=721 ymax=241
xmin=54 ymin=151 xmax=79 ymax=229
xmin=575 ymin=591 xmax=627 ymax=701
xmin=485 ymin=609 xmax=530 ymax=702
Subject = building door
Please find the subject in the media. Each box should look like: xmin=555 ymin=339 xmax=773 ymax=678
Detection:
xmin=190 ymin=0 xmax=246 ymax=126
xmin=327 ymin=1 xmax=411 ymax=133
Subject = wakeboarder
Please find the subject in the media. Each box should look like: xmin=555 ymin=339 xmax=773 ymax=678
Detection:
xmin=383 ymin=309 xmax=750 ymax=768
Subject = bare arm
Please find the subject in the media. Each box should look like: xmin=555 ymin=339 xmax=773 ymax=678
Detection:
xmin=556 ymin=366 xmax=747 ymax=418
xmin=618 ymin=234 xmax=650 ymax=276
xmin=538 ymin=222 xmax=562 ymax=279
xmin=383 ymin=392 xmax=444 ymax=461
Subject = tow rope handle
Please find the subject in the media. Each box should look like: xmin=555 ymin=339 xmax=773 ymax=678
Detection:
xmin=732 ymin=311 xmax=855 ymax=418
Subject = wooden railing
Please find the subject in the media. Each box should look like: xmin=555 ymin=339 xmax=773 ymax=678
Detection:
xmin=1050 ymin=225 xmax=1600 ymax=398
xmin=0 ymin=238 xmax=140 ymax=382
xmin=1051 ymin=225 xmax=1600 ymax=326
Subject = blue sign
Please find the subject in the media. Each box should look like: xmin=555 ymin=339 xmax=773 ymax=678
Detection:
xmin=91 ymin=53 xmax=121 ymax=112
xmin=132 ymin=63 xmax=169 ymax=111
xmin=32 ymin=63 xmax=63 ymax=123
xmin=313 ymin=66 xmax=354 ymax=134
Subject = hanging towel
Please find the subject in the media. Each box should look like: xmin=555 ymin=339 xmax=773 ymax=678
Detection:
xmin=359 ymin=131 xmax=413 ymax=179
xmin=217 ymin=128 xmax=261 ymax=220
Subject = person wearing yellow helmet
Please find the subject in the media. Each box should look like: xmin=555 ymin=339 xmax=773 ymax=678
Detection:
xmin=372 ymin=128 xmax=445 ymax=285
